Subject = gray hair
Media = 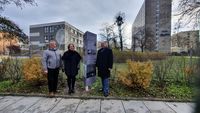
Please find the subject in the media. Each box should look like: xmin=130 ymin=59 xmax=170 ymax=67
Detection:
xmin=49 ymin=40 xmax=57 ymax=45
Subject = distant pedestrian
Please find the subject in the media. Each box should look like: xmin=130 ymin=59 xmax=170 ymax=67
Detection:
xmin=96 ymin=41 xmax=113 ymax=97
xmin=62 ymin=43 xmax=81 ymax=94
xmin=42 ymin=40 xmax=62 ymax=97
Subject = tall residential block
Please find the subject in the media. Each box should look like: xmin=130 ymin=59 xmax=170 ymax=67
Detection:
xmin=132 ymin=0 xmax=172 ymax=52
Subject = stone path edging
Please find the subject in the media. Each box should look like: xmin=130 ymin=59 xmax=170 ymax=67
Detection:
xmin=0 ymin=93 xmax=194 ymax=102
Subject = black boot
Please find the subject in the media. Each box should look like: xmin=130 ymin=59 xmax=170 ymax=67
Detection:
xmin=68 ymin=89 xmax=72 ymax=95
xmin=71 ymin=88 xmax=75 ymax=93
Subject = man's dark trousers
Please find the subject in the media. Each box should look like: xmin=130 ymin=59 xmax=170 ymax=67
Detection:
xmin=47 ymin=68 xmax=59 ymax=93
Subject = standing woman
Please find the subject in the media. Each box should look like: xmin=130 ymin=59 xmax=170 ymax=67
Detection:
xmin=62 ymin=43 xmax=81 ymax=94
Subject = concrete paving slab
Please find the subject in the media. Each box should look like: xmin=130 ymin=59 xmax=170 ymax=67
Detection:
xmin=75 ymin=99 xmax=100 ymax=113
xmin=24 ymin=97 xmax=61 ymax=113
xmin=122 ymin=100 xmax=150 ymax=113
xmin=0 ymin=96 xmax=196 ymax=113
xmin=1 ymin=97 xmax=42 ymax=113
xmin=0 ymin=96 xmax=23 ymax=111
xmin=143 ymin=101 xmax=175 ymax=113
xmin=166 ymin=102 xmax=193 ymax=113
xmin=50 ymin=99 xmax=80 ymax=113
xmin=101 ymin=100 xmax=125 ymax=113
xmin=187 ymin=102 xmax=195 ymax=108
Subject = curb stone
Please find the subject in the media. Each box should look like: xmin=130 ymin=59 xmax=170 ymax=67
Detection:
xmin=0 ymin=93 xmax=194 ymax=102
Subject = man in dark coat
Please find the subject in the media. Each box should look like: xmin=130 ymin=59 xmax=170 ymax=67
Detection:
xmin=62 ymin=43 xmax=81 ymax=94
xmin=96 ymin=41 xmax=113 ymax=97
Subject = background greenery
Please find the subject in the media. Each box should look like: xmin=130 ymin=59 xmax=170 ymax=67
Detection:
xmin=0 ymin=51 xmax=198 ymax=100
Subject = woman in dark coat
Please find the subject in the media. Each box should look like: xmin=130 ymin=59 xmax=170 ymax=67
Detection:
xmin=62 ymin=43 xmax=81 ymax=94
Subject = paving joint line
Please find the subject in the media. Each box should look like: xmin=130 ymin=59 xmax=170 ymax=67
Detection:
xmin=22 ymin=97 xmax=44 ymax=113
xmin=142 ymin=101 xmax=152 ymax=113
xmin=121 ymin=100 xmax=127 ymax=113
xmin=48 ymin=98 xmax=62 ymax=113
xmin=73 ymin=99 xmax=81 ymax=113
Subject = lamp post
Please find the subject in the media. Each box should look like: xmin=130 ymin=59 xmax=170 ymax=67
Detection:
xmin=115 ymin=12 xmax=125 ymax=51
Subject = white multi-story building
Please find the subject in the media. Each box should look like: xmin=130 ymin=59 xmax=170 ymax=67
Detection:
xmin=30 ymin=21 xmax=84 ymax=52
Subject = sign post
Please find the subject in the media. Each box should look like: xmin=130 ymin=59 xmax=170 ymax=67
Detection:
xmin=83 ymin=31 xmax=97 ymax=91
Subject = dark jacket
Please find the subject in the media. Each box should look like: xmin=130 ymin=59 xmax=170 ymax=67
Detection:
xmin=96 ymin=47 xmax=113 ymax=78
xmin=62 ymin=50 xmax=81 ymax=77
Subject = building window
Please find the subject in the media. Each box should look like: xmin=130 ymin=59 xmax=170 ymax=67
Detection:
xmin=49 ymin=27 xmax=52 ymax=33
xmin=62 ymin=25 xmax=65 ymax=29
xmin=54 ymin=26 xmax=57 ymax=31
xmin=52 ymin=27 xmax=54 ymax=32
xmin=49 ymin=26 xmax=54 ymax=33
xmin=156 ymin=5 xmax=159 ymax=8
xmin=51 ymin=26 xmax=54 ymax=33
xmin=71 ymin=28 xmax=73 ymax=33
xmin=45 ymin=36 xmax=48 ymax=43
xmin=44 ymin=27 xmax=48 ymax=33
xmin=46 ymin=27 xmax=49 ymax=33
xmin=45 ymin=27 xmax=47 ymax=33
xmin=50 ymin=35 xmax=54 ymax=40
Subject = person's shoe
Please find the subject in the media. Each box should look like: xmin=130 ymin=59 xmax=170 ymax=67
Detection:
xmin=71 ymin=89 xmax=75 ymax=93
xmin=68 ymin=90 xmax=72 ymax=95
xmin=103 ymin=91 xmax=110 ymax=97
xmin=53 ymin=92 xmax=56 ymax=96
xmin=48 ymin=92 xmax=54 ymax=98
xmin=104 ymin=93 xmax=109 ymax=97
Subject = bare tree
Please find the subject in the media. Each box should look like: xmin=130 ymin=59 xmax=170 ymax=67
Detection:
xmin=0 ymin=0 xmax=35 ymax=42
xmin=0 ymin=0 xmax=36 ymax=11
xmin=112 ymin=33 xmax=119 ymax=49
xmin=99 ymin=23 xmax=113 ymax=48
xmin=133 ymin=27 xmax=156 ymax=52
xmin=176 ymin=0 xmax=200 ymax=28
xmin=99 ymin=23 xmax=119 ymax=49
xmin=0 ymin=16 xmax=28 ymax=42
xmin=132 ymin=28 xmax=145 ymax=52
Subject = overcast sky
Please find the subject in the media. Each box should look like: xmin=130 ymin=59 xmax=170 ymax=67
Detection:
xmin=1 ymin=0 xmax=145 ymax=47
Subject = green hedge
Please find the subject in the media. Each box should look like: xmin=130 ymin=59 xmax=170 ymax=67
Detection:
xmin=113 ymin=49 xmax=167 ymax=63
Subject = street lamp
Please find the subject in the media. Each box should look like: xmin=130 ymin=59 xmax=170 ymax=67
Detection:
xmin=115 ymin=12 xmax=125 ymax=51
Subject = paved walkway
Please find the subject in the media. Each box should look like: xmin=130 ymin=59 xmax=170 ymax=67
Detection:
xmin=0 ymin=96 xmax=195 ymax=113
